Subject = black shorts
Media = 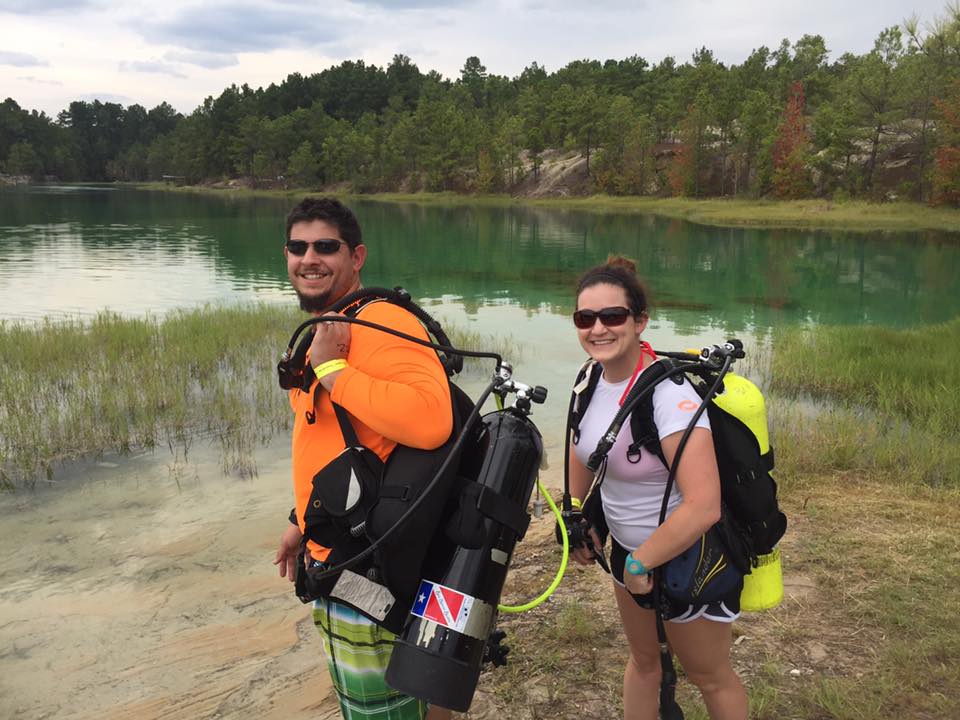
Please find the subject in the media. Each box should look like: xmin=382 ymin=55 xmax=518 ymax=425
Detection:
xmin=610 ymin=538 xmax=741 ymax=623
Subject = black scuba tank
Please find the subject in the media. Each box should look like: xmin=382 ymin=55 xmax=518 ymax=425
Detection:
xmin=385 ymin=408 xmax=543 ymax=712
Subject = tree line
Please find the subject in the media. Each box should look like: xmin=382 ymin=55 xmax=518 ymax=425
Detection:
xmin=2 ymin=4 xmax=959 ymax=205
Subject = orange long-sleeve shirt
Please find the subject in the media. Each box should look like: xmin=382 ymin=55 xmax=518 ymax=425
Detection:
xmin=289 ymin=300 xmax=453 ymax=560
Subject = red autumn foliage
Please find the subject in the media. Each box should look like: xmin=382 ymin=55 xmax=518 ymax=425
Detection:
xmin=932 ymin=79 xmax=960 ymax=207
xmin=771 ymin=81 xmax=812 ymax=199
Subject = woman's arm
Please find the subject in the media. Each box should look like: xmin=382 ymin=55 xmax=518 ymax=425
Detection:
xmin=568 ymin=444 xmax=594 ymax=505
xmin=627 ymin=427 xmax=721 ymax=572
xmin=568 ymin=446 xmax=605 ymax=566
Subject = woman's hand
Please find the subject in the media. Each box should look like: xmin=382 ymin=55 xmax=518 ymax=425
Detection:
xmin=624 ymin=566 xmax=654 ymax=595
xmin=571 ymin=526 xmax=603 ymax=566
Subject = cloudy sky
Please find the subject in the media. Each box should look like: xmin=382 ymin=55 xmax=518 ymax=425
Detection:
xmin=0 ymin=0 xmax=950 ymax=117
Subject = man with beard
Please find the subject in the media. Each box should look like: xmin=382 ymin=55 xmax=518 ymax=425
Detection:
xmin=273 ymin=197 xmax=453 ymax=720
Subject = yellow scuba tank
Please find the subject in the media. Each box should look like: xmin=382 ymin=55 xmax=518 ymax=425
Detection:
xmin=713 ymin=371 xmax=783 ymax=611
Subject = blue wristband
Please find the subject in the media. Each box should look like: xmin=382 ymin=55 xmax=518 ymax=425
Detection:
xmin=624 ymin=554 xmax=648 ymax=576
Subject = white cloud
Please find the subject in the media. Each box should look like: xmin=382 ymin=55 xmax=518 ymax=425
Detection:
xmin=0 ymin=0 xmax=93 ymax=13
xmin=118 ymin=60 xmax=188 ymax=78
xmin=139 ymin=1 xmax=342 ymax=54
xmin=164 ymin=50 xmax=238 ymax=69
xmin=356 ymin=0 xmax=474 ymax=6
xmin=17 ymin=76 xmax=63 ymax=85
xmin=0 ymin=51 xmax=47 ymax=67
xmin=76 ymin=92 xmax=133 ymax=105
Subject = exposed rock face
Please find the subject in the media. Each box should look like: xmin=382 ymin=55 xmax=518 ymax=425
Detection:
xmin=511 ymin=149 xmax=593 ymax=198
xmin=502 ymin=128 xmax=934 ymax=200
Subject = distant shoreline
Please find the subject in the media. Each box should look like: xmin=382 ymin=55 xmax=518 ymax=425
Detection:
xmin=129 ymin=182 xmax=960 ymax=233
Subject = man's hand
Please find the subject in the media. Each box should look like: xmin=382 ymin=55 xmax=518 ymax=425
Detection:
xmin=309 ymin=311 xmax=351 ymax=391
xmin=273 ymin=523 xmax=303 ymax=582
xmin=309 ymin=311 xmax=350 ymax=365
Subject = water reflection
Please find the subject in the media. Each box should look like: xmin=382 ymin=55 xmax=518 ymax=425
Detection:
xmin=1 ymin=187 xmax=958 ymax=333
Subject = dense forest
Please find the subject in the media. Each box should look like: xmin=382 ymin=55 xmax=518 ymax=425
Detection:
xmin=2 ymin=5 xmax=960 ymax=205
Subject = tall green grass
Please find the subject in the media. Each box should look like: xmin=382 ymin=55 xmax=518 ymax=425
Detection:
xmin=0 ymin=304 xmax=510 ymax=489
xmin=769 ymin=318 xmax=960 ymax=487
xmin=0 ymin=305 xmax=300 ymax=488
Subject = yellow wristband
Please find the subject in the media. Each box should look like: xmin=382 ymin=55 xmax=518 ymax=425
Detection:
xmin=314 ymin=359 xmax=348 ymax=380
xmin=570 ymin=497 xmax=583 ymax=510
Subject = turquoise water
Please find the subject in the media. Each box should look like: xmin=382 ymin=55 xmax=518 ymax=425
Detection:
xmin=2 ymin=184 xmax=958 ymax=443
xmin=2 ymin=186 xmax=958 ymax=329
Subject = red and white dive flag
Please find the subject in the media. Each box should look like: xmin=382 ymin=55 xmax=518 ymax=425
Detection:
xmin=410 ymin=580 xmax=475 ymax=632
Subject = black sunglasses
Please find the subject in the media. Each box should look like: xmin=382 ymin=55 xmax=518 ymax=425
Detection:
xmin=572 ymin=306 xmax=632 ymax=329
xmin=285 ymin=238 xmax=348 ymax=256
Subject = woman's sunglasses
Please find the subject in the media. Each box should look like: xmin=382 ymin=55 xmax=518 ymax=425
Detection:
xmin=572 ymin=306 xmax=633 ymax=329
xmin=285 ymin=238 xmax=348 ymax=256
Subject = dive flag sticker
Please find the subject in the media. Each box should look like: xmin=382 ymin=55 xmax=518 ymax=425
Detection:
xmin=411 ymin=580 xmax=474 ymax=632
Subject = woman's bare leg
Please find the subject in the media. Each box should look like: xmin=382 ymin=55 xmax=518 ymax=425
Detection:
xmin=613 ymin=583 xmax=663 ymax=720
xmin=666 ymin=618 xmax=747 ymax=720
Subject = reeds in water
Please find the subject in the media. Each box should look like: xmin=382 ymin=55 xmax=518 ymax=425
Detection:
xmin=0 ymin=303 xmax=513 ymax=489
xmin=768 ymin=317 xmax=960 ymax=487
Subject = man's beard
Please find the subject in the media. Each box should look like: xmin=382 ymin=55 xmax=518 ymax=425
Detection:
xmin=296 ymin=289 xmax=333 ymax=313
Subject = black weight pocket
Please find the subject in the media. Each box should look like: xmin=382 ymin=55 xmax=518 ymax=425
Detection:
xmin=302 ymin=445 xmax=384 ymax=547
xmin=444 ymin=480 xmax=487 ymax=549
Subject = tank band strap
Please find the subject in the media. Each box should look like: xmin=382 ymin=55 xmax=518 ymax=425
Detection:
xmin=476 ymin=484 xmax=531 ymax=539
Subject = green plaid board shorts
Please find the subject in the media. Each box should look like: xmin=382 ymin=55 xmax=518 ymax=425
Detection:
xmin=313 ymin=598 xmax=428 ymax=720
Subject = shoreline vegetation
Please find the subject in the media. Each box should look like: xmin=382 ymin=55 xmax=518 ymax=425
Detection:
xmin=0 ymin=304 xmax=514 ymax=490
xmin=771 ymin=317 xmax=960 ymax=488
xmin=3 ymin=303 xmax=957 ymax=490
xmin=132 ymin=182 xmax=960 ymax=233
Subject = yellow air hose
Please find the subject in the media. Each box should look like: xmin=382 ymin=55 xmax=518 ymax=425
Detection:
xmin=493 ymin=385 xmax=570 ymax=613
xmin=498 ymin=476 xmax=569 ymax=613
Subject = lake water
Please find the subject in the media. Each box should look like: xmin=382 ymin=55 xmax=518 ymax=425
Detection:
xmin=6 ymin=185 xmax=960 ymax=448
xmin=1 ymin=185 xmax=959 ymax=719
xmin=3 ymin=186 xmax=959 ymax=329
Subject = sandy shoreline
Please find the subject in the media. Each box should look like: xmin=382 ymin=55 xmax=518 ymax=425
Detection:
xmin=1 ymin=426 xmax=568 ymax=720
xmin=0 ymin=442 xmax=340 ymax=720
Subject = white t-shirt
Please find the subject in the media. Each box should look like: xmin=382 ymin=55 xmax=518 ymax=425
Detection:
xmin=572 ymin=369 xmax=711 ymax=551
